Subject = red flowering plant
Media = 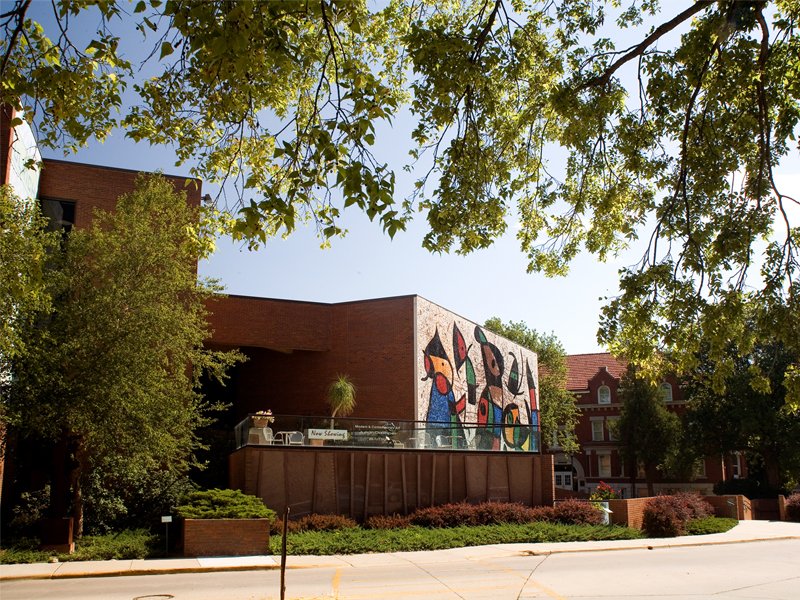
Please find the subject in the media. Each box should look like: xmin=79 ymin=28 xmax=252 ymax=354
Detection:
xmin=590 ymin=482 xmax=621 ymax=501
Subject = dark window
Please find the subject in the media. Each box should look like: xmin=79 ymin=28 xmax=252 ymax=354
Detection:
xmin=40 ymin=198 xmax=76 ymax=233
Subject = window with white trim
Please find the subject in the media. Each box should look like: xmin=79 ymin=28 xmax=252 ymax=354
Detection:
xmin=591 ymin=420 xmax=604 ymax=442
xmin=598 ymin=385 xmax=611 ymax=404
xmin=659 ymin=382 xmax=673 ymax=402
xmin=732 ymin=453 xmax=741 ymax=479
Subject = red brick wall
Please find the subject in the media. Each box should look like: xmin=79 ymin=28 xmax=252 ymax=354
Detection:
xmin=210 ymin=295 xmax=417 ymax=421
xmin=608 ymin=497 xmax=649 ymax=529
xmin=37 ymin=159 xmax=201 ymax=228
xmin=607 ymin=494 xmax=751 ymax=529
xmin=207 ymin=296 xmax=332 ymax=351
xmin=182 ymin=518 xmax=270 ymax=557
xmin=704 ymin=495 xmax=751 ymax=520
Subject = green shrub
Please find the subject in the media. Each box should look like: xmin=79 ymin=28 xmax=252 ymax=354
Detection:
xmin=173 ymin=489 xmax=275 ymax=520
xmin=6 ymin=486 xmax=50 ymax=537
xmin=685 ymin=517 xmax=738 ymax=535
xmin=0 ymin=529 xmax=165 ymax=564
xmin=786 ymin=493 xmax=800 ymax=522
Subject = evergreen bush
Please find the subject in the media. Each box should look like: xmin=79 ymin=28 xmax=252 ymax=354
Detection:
xmin=173 ymin=489 xmax=274 ymax=520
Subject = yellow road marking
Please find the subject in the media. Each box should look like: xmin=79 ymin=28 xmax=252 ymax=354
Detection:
xmin=333 ymin=567 xmax=342 ymax=598
xmin=335 ymin=583 xmax=528 ymax=598
xmin=477 ymin=560 xmax=568 ymax=600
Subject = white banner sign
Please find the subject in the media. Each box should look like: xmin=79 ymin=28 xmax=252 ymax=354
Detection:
xmin=308 ymin=428 xmax=349 ymax=440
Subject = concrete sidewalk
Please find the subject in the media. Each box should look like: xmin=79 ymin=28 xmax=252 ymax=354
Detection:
xmin=2 ymin=519 xmax=799 ymax=581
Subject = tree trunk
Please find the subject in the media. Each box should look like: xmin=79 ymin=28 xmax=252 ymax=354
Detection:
xmin=628 ymin=457 xmax=638 ymax=498
xmin=760 ymin=447 xmax=781 ymax=490
xmin=69 ymin=437 xmax=89 ymax=539
xmin=645 ymin=463 xmax=657 ymax=497
xmin=49 ymin=430 xmax=72 ymax=519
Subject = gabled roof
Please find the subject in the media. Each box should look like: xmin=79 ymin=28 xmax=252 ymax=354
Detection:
xmin=565 ymin=353 xmax=627 ymax=390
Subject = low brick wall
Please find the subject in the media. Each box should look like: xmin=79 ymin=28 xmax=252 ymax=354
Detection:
xmin=703 ymin=495 xmax=751 ymax=520
xmin=606 ymin=495 xmax=751 ymax=529
xmin=608 ymin=498 xmax=649 ymax=530
xmin=182 ymin=519 xmax=270 ymax=557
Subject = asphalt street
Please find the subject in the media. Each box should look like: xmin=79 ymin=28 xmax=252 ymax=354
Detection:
xmin=3 ymin=537 xmax=799 ymax=600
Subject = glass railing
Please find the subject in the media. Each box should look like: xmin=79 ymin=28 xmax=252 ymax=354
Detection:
xmin=235 ymin=414 xmax=541 ymax=453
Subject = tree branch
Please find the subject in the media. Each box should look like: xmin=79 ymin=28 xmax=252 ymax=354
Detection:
xmin=577 ymin=0 xmax=715 ymax=92
xmin=1 ymin=0 xmax=32 ymax=80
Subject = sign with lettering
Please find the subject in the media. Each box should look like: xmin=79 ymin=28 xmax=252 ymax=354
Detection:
xmin=308 ymin=429 xmax=349 ymax=441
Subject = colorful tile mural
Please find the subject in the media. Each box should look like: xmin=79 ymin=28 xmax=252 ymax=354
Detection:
xmin=417 ymin=298 xmax=540 ymax=451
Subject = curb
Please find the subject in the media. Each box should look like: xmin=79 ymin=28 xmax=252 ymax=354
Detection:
xmin=521 ymin=535 xmax=800 ymax=555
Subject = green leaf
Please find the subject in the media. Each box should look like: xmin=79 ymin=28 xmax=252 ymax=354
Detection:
xmin=159 ymin=42 xmax=174 ymax=60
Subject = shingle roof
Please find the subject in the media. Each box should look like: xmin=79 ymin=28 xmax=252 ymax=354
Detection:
xmin=565 ymin=353 xmax=627 ymax=390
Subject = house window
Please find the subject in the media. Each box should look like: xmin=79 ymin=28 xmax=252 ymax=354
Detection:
xmin=732 ymin=454 xmax=741 ymax=479
xmin=598 ymin=385 xmax=611 ymax=404
xmin=659 ymin=383 xmax=673 ymax=402
xmin=40 ymin=198 xmax=76 ymax=233
xmin=598 ymin=454 xmax=611 ymax=477
xmin=607 ymin=417 xmax=619 ymax=441
xmin=591 ymin=420 xmax=604 ymax=442
xmin=693 ymin=460 xmax=706 ymax=479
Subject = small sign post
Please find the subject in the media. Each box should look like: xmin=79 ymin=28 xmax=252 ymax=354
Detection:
xmin=161 ymin=516 xmax=172 ymax=558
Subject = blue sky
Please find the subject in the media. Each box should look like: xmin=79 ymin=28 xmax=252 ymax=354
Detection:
xmin=30 ymin=1 xmax=799 ymax=355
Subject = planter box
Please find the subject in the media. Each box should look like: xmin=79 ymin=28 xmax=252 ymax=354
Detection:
xmin=182 ymin=518 xmax=271 ymax=557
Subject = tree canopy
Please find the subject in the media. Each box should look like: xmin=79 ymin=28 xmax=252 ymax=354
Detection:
xmin=3 ymin=1 xmax=799 ymax=402
xmin=6 ymin=175 xmax=243 ymax=536
xmin=484 ymin=317 xmax=579 ymax=454
xmin=608 ymin=364 xmax=681 ymax=496
xmin=683 ymin=340 xmax=800 ymax=491
xmin=0 ymin=186 xmax=58 ymax=378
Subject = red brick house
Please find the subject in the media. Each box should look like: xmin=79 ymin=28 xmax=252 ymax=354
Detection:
xmin=550 ymin=353 xmax=747 ymax=498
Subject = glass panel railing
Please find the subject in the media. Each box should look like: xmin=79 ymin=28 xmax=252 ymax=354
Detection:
xmin=235 ymin=414 xmax=541 ymax=453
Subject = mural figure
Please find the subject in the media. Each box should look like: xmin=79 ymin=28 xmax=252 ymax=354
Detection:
xmin=418 ymin=306 xmax=541 ymax=452
xmin=475 ymin=326 xmax=505 ymax=450
xmin=422 ymin=329 xmax=464 ymax=442
xmin=507 ymin=352 xmax=523 ymax=396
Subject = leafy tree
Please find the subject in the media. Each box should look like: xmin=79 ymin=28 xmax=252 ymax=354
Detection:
xmin=684 ymin=341 xmax=800 ymax=492
xmin=608 ymin=365 xmax=681 ymax=496
xmin=0 ymin=185 xmax=58 ymax=381
xmin=6 ymin=175 xmax=243 ymax=537
xmin=484 ymin=317 xmax=578 ymax=454
xmin=3 ymin=1 xmax=800 ymax=403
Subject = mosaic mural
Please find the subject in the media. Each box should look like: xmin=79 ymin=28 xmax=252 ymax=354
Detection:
xmin=417 ymin=298 xmax=540 ymax=451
